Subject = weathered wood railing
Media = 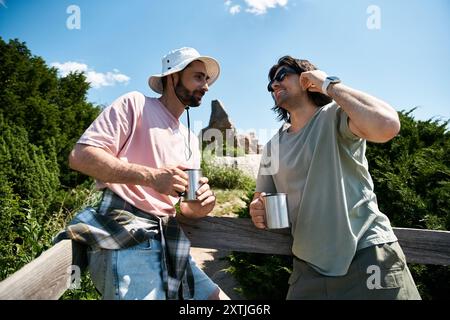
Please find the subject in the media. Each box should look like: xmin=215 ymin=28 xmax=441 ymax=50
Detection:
xmin=1 ymin=216 xmax=449 ymax=299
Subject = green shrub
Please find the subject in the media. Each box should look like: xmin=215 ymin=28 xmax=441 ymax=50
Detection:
xmin=0 ymin=38 xmax=101 ymax=298
xmin=0 ymin=117 xmax=100 ymax=298
xmin=0 ymin=117 xmax=61 ymax=279
xmin=0 ymin=181 xmax=24 ymax=279
xmin=0 ymin=37 xmax=100 ymax=188
xmin=201 ymin=155 xmax=255 ymax=192
xmin=228 ymin=252 xmax=291 ymax=300
xmin=366 ymin=110 xmax=450 ymax=299
xmin=60 ymin=272 xmax=101 ymax=300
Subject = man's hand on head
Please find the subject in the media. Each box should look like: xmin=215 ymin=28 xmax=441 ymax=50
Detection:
xmin=300 ymin=70 xmax=328 ymax=93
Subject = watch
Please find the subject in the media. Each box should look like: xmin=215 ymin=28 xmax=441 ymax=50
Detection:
xmin=321 ymin=76 xmax=341 ymax=96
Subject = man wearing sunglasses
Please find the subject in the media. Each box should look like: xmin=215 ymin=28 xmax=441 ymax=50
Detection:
xmin=249 ymin=55 xmax=421 ymax=300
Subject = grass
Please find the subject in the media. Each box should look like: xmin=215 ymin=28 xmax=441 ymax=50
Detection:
xmin=210 ymin=189 xmax=249 ymax=217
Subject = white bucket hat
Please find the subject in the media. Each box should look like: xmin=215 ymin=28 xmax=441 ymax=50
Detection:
xmin=148 ymin=47 xmax=220 ymax=94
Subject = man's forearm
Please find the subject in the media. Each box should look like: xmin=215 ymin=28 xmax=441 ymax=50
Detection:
xmin=69 ymin=144 xmax=154 ymax=186
xmin=328 ymin=83 xmax=400 ymax=142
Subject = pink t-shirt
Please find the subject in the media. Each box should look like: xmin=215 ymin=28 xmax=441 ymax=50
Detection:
xmin=77 ymin=91 xmax=200 ymax=217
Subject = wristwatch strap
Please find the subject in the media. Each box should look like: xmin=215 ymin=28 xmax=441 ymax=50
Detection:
xmin=322 ymin=77 xmax=332 ymax=96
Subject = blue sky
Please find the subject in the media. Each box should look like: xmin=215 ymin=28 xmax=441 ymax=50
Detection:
xmin=1 ymin=0 xmax=449 ymax=143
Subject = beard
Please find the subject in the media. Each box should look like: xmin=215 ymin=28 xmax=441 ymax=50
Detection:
xmin=272 ymin=91 xmax=288 ymax=110
xmin=174 ymin=79 xmax=205 ymax=107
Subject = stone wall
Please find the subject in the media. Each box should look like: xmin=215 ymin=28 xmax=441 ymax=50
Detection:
xmin=210 ymin=154 xmax=262 ymax=179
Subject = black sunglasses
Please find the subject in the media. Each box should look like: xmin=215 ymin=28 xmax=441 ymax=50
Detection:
xmin=267 ymin=67 xmax=297 ymax=92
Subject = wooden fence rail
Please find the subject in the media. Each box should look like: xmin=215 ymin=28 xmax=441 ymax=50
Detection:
xmin=1 ymin=216 xmax=449 ymax=300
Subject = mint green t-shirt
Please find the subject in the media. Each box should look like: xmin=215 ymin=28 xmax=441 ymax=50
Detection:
xmin=256 ymin=102 xmax=397 ymax=276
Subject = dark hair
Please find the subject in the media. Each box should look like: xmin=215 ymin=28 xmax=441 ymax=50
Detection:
xmin=162 ymin=62 xmax=197 ymax=92
xmin=268 ymin=56 xmax=332 ymax=123
xmin=161 ymin=68 xmax=185 ymax=92
xmin=161 ymin=75 xmax=168 ymax=92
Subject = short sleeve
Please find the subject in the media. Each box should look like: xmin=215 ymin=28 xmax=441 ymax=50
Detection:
xmin=77 ymin=92 xmax=144 ymax=156
xmin=255 ymin=145 xmax=277 ymax=193
xmin=256 ymin=172 xmax=276 ymax=193
xmin=337 ymin=107 xmax=361 ymax=141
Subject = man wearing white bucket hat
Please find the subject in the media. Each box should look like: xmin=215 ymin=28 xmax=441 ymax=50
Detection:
xmin=66 ymin=47 xmax=228 ymax=300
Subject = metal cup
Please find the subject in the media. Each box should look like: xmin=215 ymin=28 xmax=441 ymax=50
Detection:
xmin=184 ymin=169 xmax=202 ymax=201
xmin=263 ymin=193 xmax=289 ymax=229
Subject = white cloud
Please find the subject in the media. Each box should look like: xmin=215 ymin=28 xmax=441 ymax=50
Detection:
xmin=225 ymin=0 xmax=288 ymax=15
xmin=245 ymin=0 xmax=288 ymax=15
xmin=229 ymin=5 xmax=241 ymax=15
xmin=51 ymin=61 xmax=130 ymax=89
xmin=0 ymin=0 xmax=7 ymax=8
xmin=51 ymin=61 xmax=88 ymax=74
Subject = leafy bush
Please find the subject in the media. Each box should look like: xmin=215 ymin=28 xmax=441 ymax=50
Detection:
xmin=60 ymin=272 xmax=101 ymax=300
xmin=367 ymin=110 xmax=450 ymax=230
xmin=0 ymin=37 xmax=101 ymax=299
xmin=228 ymin=252 xmax=291 ymax=300
xmin=366 ymin=110 xmax=450 ymax=300
xmin=0 ymin=117 xmax=61 ymax=278
xmin=0 ymin=116 xmax=59 ymax=218
xmin=0 ymin=117 xmax=102 ymax=300
xmin=0 ymin=37 xmax=100 ymax=188
xmin=201 ymin=154 xmax=255 ymax=192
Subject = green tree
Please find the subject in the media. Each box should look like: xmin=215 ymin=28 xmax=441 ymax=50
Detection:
xmin=0 ymin=38 xmax=100 ymax=300
xmin=0 ymin=116 xmax=59 ymax=219
xmin=366 ymin=110 xmax=450 ymax=300
xmin=0 ymin=117 xmax=60 ymax=278
xmin=367 ymin=110 xmax=450 ymax=231
xmin=0 ymin=37 xmax=100 ymax=187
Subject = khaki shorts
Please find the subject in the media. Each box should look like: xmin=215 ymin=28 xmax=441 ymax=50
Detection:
xmin=287 ymin=242 xmax=421 ymax=300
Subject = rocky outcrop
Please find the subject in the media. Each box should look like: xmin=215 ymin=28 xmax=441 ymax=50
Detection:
xmin=205 ymin=99 xmax=234 ymax=130
xmin=200 ymin=100 xmax=263 ymax=155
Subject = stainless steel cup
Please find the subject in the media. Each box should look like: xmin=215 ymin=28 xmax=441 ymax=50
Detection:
xmin=184 ymin=169 xmax=202 ymax=201
xmin=263 ymin=193 xmax=289 ymax=229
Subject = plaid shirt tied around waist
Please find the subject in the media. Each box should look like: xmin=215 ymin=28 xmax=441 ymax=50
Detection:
xmin=54 ymin=189 xmax=194 ymax=300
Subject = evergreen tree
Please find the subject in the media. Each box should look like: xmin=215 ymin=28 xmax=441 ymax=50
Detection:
xmin=0 ymin=116 xmax=60 ymax=278
xmin=0 ymin=37 xmax=100 ymax=187
xmin=367 ymin=110 xmax=450 ymax=231
xmin=0 ymin=37 xmax=100 ymax=282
